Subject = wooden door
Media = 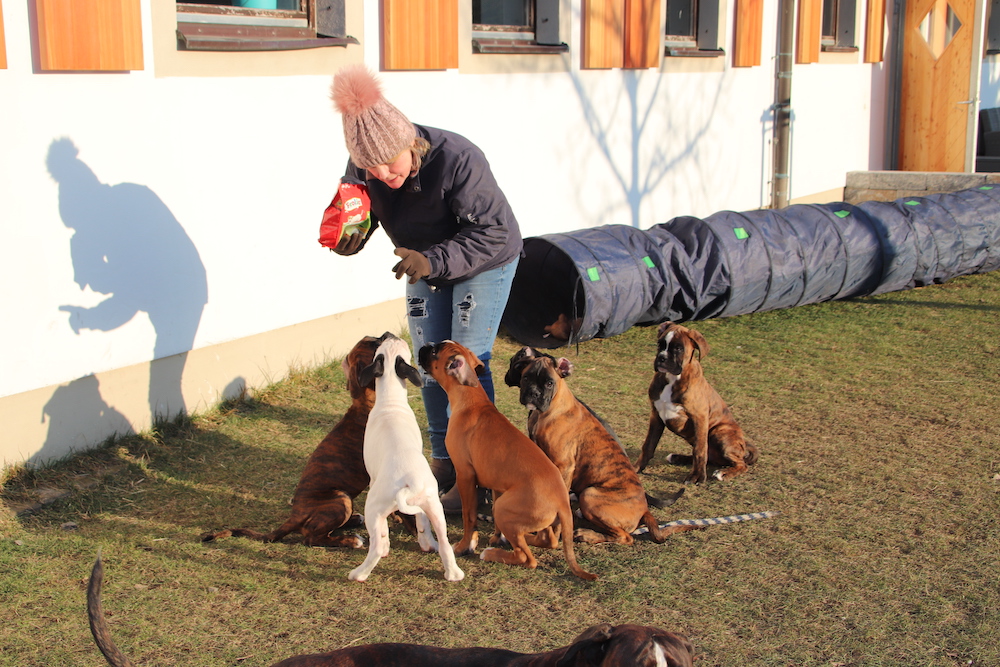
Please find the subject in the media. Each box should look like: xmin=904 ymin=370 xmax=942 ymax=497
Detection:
xmin=898 ymin=0 xmax=976 ymax=171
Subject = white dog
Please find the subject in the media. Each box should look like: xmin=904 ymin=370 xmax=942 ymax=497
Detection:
xmin=347 ymin=333 xmax=464 ymax=583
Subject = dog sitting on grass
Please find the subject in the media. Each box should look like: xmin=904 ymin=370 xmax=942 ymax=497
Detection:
xmin=200 ymin=334 xmax=383 ymax=548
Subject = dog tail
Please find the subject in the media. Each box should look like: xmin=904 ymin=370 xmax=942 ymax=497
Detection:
xmin=395 ymin=487 xmax=431 ymax=515
xmin=644 ymin=487 xmax=685 ymax=510
xmin=639 ymin=511 xmax=705 ymax=544
xmin=557 ymin=506 xmax=598 ymax=581
xmin=88 ymin=554 xmax=138 ymax=667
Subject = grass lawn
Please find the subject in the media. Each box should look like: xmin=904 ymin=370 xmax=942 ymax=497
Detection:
xmin=2 ymin=271 xmax=999 ymax=667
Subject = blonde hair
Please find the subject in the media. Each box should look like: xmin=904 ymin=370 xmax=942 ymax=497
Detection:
xmin=409 ymin=137 xmax=431 ymax=174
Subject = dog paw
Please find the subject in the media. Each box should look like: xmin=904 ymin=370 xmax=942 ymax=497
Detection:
xmin=712 ymin=469 xmax=725 ymax=481
xmin=444 ymin=567 xmax=466 ymax=582
xmin=351 ymin=535 xmax=365 ymax=549
xmin=347 ymin=569 xmax=368 ymax=582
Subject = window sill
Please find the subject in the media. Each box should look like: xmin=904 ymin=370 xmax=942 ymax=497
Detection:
xmin=821 ymin=45 xmax=858 ymax=53
xmin=176 ymin=22 xmax=357 ymax=51
xmin=664 ymin=47 xmax=724 ymax=58
xmin=472 ymin=38 xmax=568 ymax=55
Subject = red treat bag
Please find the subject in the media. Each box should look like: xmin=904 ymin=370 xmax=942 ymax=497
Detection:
xmin=319 ymin=182 xmax=372 ymax=249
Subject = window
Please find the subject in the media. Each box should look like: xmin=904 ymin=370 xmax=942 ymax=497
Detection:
xmin=664 ymin=0 xmax=722 ymax=57
xmin=988 ymin=0 xmax=1000 ymax=54
xmin=798 ymin=0 xmax=857 ymax=63
xmin=176 ymin=0 xmax=356 ymax=51
xmin=821 ymin=0 xmax=857 ymax=51
xmin=472 ymin=0 xmax=567 ymax=54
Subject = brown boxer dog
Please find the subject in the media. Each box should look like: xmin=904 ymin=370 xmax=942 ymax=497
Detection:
xmin=88 ymin=556 xmax=692 ymax=666
xmin=417 ymin=340 xmax=597 ymax=581
xmin=200 ymin=333 xmax=386 ymax=548
xmin=636 ymin=322 xmax=759 ymax=484
xmin=514 ymin=349 xmax=695 ymax=545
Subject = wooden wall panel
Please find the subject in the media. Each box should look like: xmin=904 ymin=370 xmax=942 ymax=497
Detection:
xmin=864 ymin=0 xmax=885 ymax=63
xmin=382 ymin=0 xmax=458 ymax=71
xmin=796 ymin=0 xmax=820 ymax=63
xmin=36 ymin=0 xmax=143 ymax=71
xmin=583 ymin=0 xmax=625 ymax=69
xmin=733 ymin=0 xmax=763 ymax=67
xmin=623 ymin=0 xmax=661 ymax=68
xmin=0 ymin=0 xmax=7 ymax=70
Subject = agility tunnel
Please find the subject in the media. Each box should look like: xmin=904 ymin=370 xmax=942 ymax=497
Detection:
xmin=501 ymin=186 xmax=1000 ymax=349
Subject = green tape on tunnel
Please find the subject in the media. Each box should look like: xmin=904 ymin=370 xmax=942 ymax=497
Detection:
xmin=733 ymin=227 xmax=749 ymax=240
xmin=587 ymin=267 xmax=600 ymax=281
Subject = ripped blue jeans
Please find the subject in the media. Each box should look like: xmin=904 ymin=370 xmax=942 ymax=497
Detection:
xmin=406 ymin=256 xmax=519 ymax=459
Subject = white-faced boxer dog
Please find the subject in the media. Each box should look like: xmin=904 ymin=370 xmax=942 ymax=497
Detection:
xmin=418 ymin=340 xmax=597 ymax=581
xmin=348 ymin=333 xmax=464 ymax=582
xmin=636 ymin=322 xmax=759 ymax=484
xmin=510 ymin=348 xmax=695 ymax=545
xmin=201 ymin=334 xmax=382 ymax=548
xmin=88 ymin=555 xmax=692 ymax=666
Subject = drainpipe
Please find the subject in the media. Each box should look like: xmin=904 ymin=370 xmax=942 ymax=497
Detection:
xmin=771 ymin=0 xmax=795 ymax=209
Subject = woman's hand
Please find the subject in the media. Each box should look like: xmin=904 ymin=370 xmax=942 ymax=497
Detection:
xmin=333 ymin=230 xmax=365 ymax=255
xmin=392 ymin=248 xmax=431 ymax=283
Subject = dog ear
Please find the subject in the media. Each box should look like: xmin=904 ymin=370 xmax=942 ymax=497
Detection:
xmin=556 ymin=357 xmax=573 ymax=378
xmin=687 ymin=328 xmax=710 ymax=359
xmin=446 ymin=354 xmax=480 ymax=387
xmin=504 ymin=347 xmax=535 ymax=387
xmin=657 ymin=320 xmax=674 ymax=336
xmin=556 ymin=623 xmax=613 ymax=666
xmin=395 ymin=357 xmax=423 ymax=388
xmin=472 ymin=355 xmax=487 ymax=377
xmin=359 ymin=353 xmax=385 ymax=388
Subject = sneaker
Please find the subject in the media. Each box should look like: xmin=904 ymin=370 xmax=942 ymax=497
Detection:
xmin=430 ymin=458 xmax=456 ymax=493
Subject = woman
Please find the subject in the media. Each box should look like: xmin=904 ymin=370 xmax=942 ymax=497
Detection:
xmin=330 ymin=65 xmax=522 ymax=511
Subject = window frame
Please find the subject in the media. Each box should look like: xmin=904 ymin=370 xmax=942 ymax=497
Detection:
xmin=821 ymin=0 xmax=858 ymax=53
xmin=471 ymin=0 xmax=567 ymax=55
xmin=175 ymin=0 xmax=357 ymax=52
xmin=664 ymin=0 xmax=723 ymax=58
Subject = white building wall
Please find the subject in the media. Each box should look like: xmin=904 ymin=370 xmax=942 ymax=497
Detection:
xmin=0 ymin=0 xmax=888 ymax=468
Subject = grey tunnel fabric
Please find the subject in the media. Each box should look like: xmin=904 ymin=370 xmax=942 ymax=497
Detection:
xmin=501 ymin=186 xmax=1000 ymax=349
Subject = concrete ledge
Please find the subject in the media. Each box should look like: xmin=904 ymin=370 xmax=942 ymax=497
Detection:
xmin=845 ymin=171 xmax=1000 ymax=203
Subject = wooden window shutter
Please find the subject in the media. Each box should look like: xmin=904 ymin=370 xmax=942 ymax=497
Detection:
xmin=583 ymin=0 xmax=625 ymax=69
xmin=0 ymin=0 xmax=7 ymax=70
xmin=35 ymin=0 xmax=143 ymax=71
xmin=864 ymin=0 xmax=885 ymax=63
xmin=796 ymin=0 xmax=821 ymax=63
xmin=624 ymin=0 xmax=661 ymax=68
xmin=382 ymin=0 xmax=458 ymax=71
xmin=733 ymin=0 xmax=763 ymax=67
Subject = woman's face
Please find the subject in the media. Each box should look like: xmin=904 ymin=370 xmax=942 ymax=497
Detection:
xmin=367 ymin=149 xmax=413 ymax=190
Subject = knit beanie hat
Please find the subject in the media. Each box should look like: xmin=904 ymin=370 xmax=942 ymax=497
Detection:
xmin=331 ymin=65 xmax=416 ymax=170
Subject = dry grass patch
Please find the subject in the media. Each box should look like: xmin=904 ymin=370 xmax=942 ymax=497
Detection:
xmin=2 ymin=271 xmax=999 ymax=666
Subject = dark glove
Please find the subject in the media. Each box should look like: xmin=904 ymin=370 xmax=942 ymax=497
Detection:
xmin=392 ymin=248 xmax=431 ymax=284
xmin=333 ymin=229 xmax=366 ymax=256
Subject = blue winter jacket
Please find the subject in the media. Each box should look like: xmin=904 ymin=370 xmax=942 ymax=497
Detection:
xmin=343 ymin=124 xmax=523 ymax=288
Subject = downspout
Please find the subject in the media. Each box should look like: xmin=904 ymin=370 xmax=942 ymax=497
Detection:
xmin=771 ymin=0 xmax=795 ymax=209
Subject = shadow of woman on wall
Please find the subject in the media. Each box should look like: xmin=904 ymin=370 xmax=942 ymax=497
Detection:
xmin=46 ymin=137 xmax=208 ymax=427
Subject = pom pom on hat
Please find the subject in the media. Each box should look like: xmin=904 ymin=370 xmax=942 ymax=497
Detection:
xmin=331 ymin=65 xmax=416 ymax=170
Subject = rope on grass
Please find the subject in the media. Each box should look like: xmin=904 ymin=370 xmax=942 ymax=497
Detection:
xmin=631 ymin=510 xmax=780 ymax=535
